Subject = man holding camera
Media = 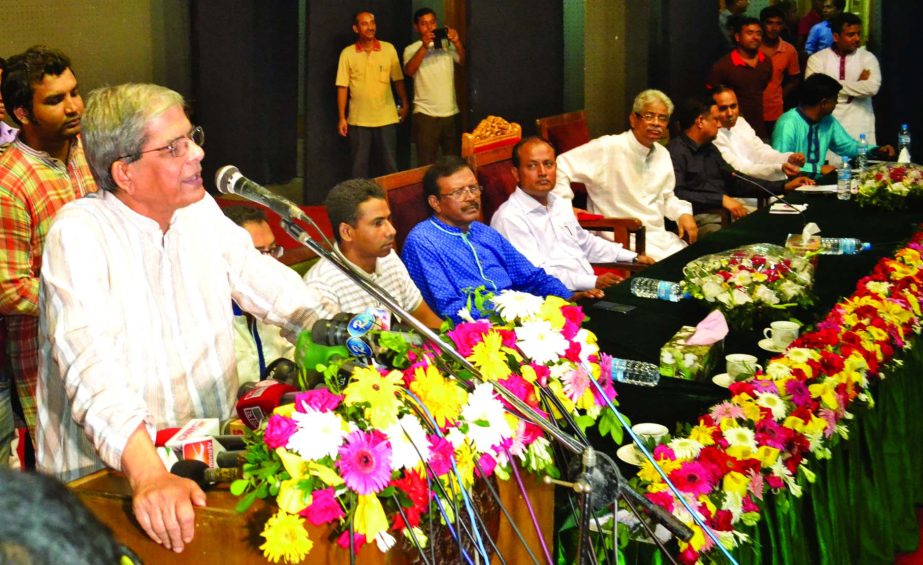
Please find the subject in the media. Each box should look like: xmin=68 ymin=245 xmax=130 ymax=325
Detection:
xmin=403 ymin=8 xmax=465 ymax=166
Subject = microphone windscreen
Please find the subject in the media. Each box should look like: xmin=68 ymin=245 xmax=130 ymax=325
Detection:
xmin=214 ymin=165 xmax=240 ymax=194
xmin=171 ymin=459 xmax=209 ymax=489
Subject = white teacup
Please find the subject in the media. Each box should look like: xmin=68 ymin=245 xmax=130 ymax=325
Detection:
xmin=726 ymin=353 xmax=762 ymax=378
xmin=763 ymin=321 xmax=800 ymax=349
xmin=631 ymin=423 xmax=668 ymax=460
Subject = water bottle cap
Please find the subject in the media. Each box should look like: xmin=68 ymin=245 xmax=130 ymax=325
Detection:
xmin=859 ymin=133 xmax=866 ymax=140
xmin=861 ymin=242 xmax=871 ymax=252
xmin=902 ymin=123 xmax=908 ymax=129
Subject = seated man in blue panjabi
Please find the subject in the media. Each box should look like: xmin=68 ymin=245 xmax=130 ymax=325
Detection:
xmin=401 ymin=156 xmax=602 ymax=321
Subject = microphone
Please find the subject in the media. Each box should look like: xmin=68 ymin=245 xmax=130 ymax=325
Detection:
xmin=171 ymin=459 xmax=241 ymax=489
xmin=235 ymin=380 xmax=299 ymax=429
xmin=311 ymin=312 xmax=422 ymax=362
xmin=215 ymin=165 xmax=308 ymax=223
xmin=731 ymin=171 xmax=807 ymax=226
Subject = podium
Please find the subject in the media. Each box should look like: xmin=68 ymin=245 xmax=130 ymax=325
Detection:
xmin=70 ymin=468 xmax=554 ymax=564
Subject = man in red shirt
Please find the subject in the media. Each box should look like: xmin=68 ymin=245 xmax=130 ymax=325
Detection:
xmin=760 ymin=6 xmax=801 ymax=135
xmin=797 ymin=0 xmax=824 ymax=50
xmin=708 ymin=17 xmax=773 ymax=139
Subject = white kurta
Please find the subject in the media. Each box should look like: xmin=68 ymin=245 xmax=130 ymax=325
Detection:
xmin=714 ymin=115 xmax=793 ymax=181
xmin=36 ymin=192 xmax=328 ymax=481
xmin=553 ymin=131 xmax=693 ymax=261
xmin=491 ymin=188 xmax=636 ymax=291
xmin=805 ymin=46 xmax=880 ymax=145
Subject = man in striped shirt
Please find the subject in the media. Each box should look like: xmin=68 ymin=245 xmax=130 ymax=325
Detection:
xmin=35 ymin=83 xmax=328 ymax=553
xmin=0 ymin=46 xmax=97 ymax=449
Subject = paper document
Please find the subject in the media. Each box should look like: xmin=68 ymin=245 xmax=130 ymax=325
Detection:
xmin=795 ymin=185 xmax=838 ymax=193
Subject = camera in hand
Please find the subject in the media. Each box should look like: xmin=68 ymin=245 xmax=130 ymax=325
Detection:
xmin=432 ymin=27 xmax=448 ymax=49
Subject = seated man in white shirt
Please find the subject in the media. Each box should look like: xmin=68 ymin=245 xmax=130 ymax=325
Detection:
xmin=304 ymin=178 xmax=442 ymax=328
xmin=35 ymin=83 xmax=329 ymax=553
xmin=492 ymin=137 xmax=654 ymax=291
xmin=222 ymin=206 xmax=296 ymax=383
xmin=553 ymin=89 xmax=697 ymax=261
xmin=712 ymin=85 xmax=807 ymax=181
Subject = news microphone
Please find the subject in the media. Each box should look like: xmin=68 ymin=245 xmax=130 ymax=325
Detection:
xmin=215 ymin=450 xmax=246 ymax=468
xmin=171 ymin=459 xmax=241 ymax=489
xmin=215 ymin=165 xmax=308 ymax=224
xmin=235 ymin=380 xmax=299 ymax=429
xmin=312 ymin=312 xmax=422 ymax=360
xmin=731 ymin=171 xmax=807 ymax=226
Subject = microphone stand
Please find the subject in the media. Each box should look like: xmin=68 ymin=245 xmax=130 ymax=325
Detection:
xmin=224 ymin=184 xmax=700 ymax=563
xmin=731 ymin=171 xmax=808 ymax=227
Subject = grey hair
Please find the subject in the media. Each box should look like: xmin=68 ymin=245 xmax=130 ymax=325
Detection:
xmin=632 ymin=89 xmax=674 ymax=117
xmin=82 ymin=83 xmax=185 ymax=192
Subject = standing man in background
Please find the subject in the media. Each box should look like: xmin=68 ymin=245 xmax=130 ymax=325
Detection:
xmin=403 ymin=8 xmax=465 ymax=165
xmin=760 ymin=6 xmax=801 ymax=135
xmin=336 ymin=10 xmax=409 ymax=178
xmin=0 ymin=46 xmax=97 ymax=446
xmin=0 ymin=57 xmax=19 ymax=145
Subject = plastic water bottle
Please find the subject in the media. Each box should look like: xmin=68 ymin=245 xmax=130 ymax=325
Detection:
xmin=819 ymin=237 xmax=871 ymax=255
xmin=837 ymin=157 xmax=852 ymax=201
xmin=629 ymin=277 xmax=687 ymax=302
xmin=855 ymin=134 xmax=868 ymax=173
xmin=611 ymin=358 xmax=661 ymax=387
xmin=898 ymin=123 xmax=912 ymax=160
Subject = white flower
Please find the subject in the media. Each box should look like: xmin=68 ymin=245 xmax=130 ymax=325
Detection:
xmin=515 ymin=319 xmax=569 ymax=365
xmin=716 ymin=291 xmax=734 ymax=306
xmin=375 ymin=531 xmax=397 ymax=552
xmin=865 ymin=281 xmax=891 ymax=296
xmin=765 ymin=361 xmax=792 ymax=380
xmin=491 ymin=290 xmax=544 ymax=322
xmin=523 ymin=436 xmax=554 ymax=473
xmin=461 ymin=383 xmax=512 ymax=452
xmin=891 ymin=181 xmax=909 ymax=195
xmin=702 ymin=280 xmax=725 ymax=301
xmin=667 ymin=437 xmax=703 ymax=460
xmin=753 ymin=284 xmax=780 ymax=305
xmin=730 ymin=270 xmax=752 ymax=286
xmin=572 ymin=328 xmax=599 ymax=362
xmin=731 ymin=288 xmax=752 ymax=306
xmin=723 ymin=426 xmax=757 ymax=451
xmin=287 ymin=409 xmax=347 ymax=461
xmin=682 ymin=353 xmax=699 ymax=368
xmin=786 ymin=347 xmax=816 ymax=363
xmin=778 ymin=280 xmax=802 ymax=300
xmin=456 ymin=307 xmax=476 ymax=323
xmin=385 ymin=414 xmax=431 ymax=471
xmin=755 ymin=392 xmax=787 ymax=421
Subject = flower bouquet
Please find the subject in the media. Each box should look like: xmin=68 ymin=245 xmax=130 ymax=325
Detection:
xmin=635 ymin=231 xmax=923 ymax=565
xmin=232 ymin=290 xmax=625 ymax=563
xmin=855 ymin=162 xmax=923 ymax=211
xmin=682 ymin=244 xmax=815 ymax=331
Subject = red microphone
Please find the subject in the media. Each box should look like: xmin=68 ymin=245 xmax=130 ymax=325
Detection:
xmin=235 ymin=381 xmax=299 ymax=429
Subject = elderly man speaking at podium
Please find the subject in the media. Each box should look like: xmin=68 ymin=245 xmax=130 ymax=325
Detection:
xmin=34 ymin=84 xmax=328 ymax=553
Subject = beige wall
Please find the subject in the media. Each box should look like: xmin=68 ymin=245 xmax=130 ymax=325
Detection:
xmin=0 ymin=0 xmax=190 ymax=97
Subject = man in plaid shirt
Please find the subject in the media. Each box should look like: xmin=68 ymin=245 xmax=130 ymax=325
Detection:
xmin=0 ymin=46 xmax=96 ymax=447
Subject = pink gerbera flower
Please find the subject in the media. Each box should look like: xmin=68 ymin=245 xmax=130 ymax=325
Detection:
xmin=263 ymin=414 xmax=297 ymax=449
xmin=336 ymin=429 xmax=392 ymax=495
xmin=669 ymin=461 xmax=714 ymax=496
xmin=709 ymin=401 xmax=744 ymax=422
xmin=294 ymin=388 xmax=343 ymax=413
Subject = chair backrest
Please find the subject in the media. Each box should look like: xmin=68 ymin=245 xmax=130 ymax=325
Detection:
xmin=374 ymin=165 xmax=431 ymax=252
xmin=467 ymin=144 xmax=518 ymax=225
xmin=214 ymin=195 xmax=332 ymax=267
xmin=461 ymin=116 xmax=522 ymax=158
xmin=535 ymin=110 xmax=589 ymax=154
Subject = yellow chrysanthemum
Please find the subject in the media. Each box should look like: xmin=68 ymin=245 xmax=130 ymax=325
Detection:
xmin=546 ymin=379 xmax=576 ymax=417
xmin=722 ymin=471 xmax=749 ymax=498
xmin=756 ymin=445 xmax=780 ymax=467
xmin=809 ymin=379 xmax=839 ymax=410
xmin=688 ymin=424 xmax=716 ymax=446
xmin=468 ymin=331 xmax=517 ymax=380
xmin=409 ymin=364 xmax=468 ymax=427
xmin=260 ymin=510 xmax=313 ymax=564
xmin=343 ymin=367 xmax=403 ymax=428
xmin=638 ymin=457 xmax=682 ymax=483
xmin=538 ymin=296 xmax=568 ymax=329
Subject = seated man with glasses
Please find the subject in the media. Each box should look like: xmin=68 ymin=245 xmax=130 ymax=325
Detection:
xmin=35 ymin=83 xmax=330 ymax=553
xmin=222 ymin=206 xmax=295 ymax=383
xmin=402 ymin=156 xmax=601 ymax=321
xmin=554 ymin=89 xmax=697 ymax=261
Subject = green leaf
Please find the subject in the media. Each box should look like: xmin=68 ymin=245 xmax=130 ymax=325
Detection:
xmin=229 ymin=479 xmax=249 ymax=497
xmin=235 ymin=490 xmax=258 ymax=513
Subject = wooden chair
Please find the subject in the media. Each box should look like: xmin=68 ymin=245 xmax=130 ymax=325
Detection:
xmin=535 ymin=110 xmax=593 ymax=210
xmin=373 ymin=165 xmax=431 ymax=252
xmin=461 ymin=116 xmax=522 ymax=158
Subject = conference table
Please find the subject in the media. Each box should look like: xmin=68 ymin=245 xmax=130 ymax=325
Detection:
xmin=576 ymin=191 xmax=923 ymax=564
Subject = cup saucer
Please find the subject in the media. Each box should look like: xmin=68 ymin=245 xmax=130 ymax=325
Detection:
xmin=711 ymin=373 xmax=733 ymax=388
xmin=758 ymin=338 xmax=786 ymax=353
xmin=616 ymin=444 xmax=642 ymax=466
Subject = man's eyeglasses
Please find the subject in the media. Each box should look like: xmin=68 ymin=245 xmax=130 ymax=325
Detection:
xmin=634 ymin=112 xmax=670 ymax=125
xmin=439 ymin=184 xmax=482 ymax=200
xmin=118 ymin=126 xmax=205 ymax=163
xmin=256 ymin=244 xmax=284 ymax=258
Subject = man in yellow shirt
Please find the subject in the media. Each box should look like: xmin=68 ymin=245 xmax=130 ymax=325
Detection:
xmin=336 ymin=11 xmax=409 ymax=178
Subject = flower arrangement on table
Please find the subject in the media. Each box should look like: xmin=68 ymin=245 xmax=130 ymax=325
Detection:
xmin=682 ymin=244 xmax=815 ymax=331
xmin=636 ymin=231 xmax=923 ymax=564
xmin=232 ymin=289 xmax=624 ymax=563
xmin=855 ymin=162 xmax=923 ymax=211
